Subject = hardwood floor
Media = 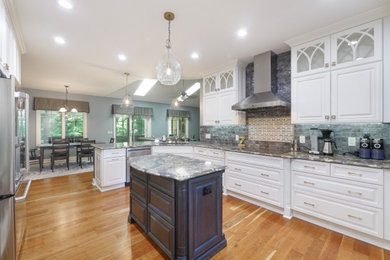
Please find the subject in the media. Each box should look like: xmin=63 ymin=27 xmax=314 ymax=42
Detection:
xmin=15 ymin=172 xmax=390 ymax=260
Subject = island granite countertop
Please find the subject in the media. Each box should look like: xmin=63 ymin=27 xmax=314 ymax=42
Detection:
xmin=129 ymin=153 xmax=226 ymax=181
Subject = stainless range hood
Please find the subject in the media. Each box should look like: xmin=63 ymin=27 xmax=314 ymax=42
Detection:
xmin=232 ymin=51 xmax=290 ymax=111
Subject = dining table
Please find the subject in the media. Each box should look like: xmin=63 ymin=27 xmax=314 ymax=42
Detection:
xmin=36 ymin=142 xmax=82 ymax=171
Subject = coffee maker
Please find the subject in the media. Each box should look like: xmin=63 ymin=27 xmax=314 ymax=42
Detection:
xmin=309 ymin=128 xmax=320 ymax=154
xmin=320 ymin=129 xmax=337 ymax=155
xmin=359 ymin=134 xmax=371 ymax=159
xmin=371 ymin=139 xmax=385 ymax=160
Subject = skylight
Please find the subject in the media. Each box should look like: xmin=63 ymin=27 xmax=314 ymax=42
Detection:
xmin=134 ymin=79 xmax=158 ymax=96
xmin=185 ymin=82 xmax=201 ymax=96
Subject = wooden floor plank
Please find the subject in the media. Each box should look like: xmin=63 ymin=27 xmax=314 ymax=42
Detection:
xmin=15 ymin=172 xmax=390 ymax=259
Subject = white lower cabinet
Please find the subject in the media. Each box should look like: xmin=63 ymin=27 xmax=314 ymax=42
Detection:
xmin=94 ymin=148 xmax=126 ymax=192
xmin=292 ymin=160 xmax=385 ymax=240
xmin=225 ymin=151 xmax=291 ymax=217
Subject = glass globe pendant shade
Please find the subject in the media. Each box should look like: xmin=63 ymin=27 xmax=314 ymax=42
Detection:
xmin=121 ymin=94 xmax=132 ymax=107
xmin=59 ymin=106 xmax=67 ymax=113
xmin=156 ymin=47 xmax=181 ymax=86
xmin=70 ymin=108 xmax=78 ymax=113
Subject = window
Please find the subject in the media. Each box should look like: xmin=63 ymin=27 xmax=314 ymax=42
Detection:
xmin=114 ymin=115 xmax=130 ymax=143
xmin=133 ymin=116 xmax=151 ymax=140
xmin=36 ymin=110 xmax=87 ymax=145
xmin=168 ymin=117 xmax=188 ymax=137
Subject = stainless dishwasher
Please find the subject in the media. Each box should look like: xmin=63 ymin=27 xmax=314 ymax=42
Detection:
xmin=126 ymin=147 xmax=151 ymax=185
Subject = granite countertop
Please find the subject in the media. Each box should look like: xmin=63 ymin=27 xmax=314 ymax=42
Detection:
xmin=93 ymin=141 xmax=390 ymax=169
xmin=129 ymin=154 xmax=226 ymax=181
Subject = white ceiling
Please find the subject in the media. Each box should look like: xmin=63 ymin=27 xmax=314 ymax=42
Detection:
xmin=15 ymin=0 xmax=390 ymax=105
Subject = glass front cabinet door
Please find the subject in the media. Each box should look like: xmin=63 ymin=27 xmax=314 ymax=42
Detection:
xmin=291 ymin=37 xmax=331 ymax=77
xmin=331 ymin=19 xmax=382 ymax=69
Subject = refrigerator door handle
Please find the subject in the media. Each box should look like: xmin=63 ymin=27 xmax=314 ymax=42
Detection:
xmin=15 ymin=179 xmax=31 ymax=202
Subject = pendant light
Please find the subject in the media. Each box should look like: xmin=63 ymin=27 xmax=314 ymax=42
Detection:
xmin=121 ymin=72 xmax=132 ymax=107
xmin=156 ymin=12 xmax=181 ymax=86
xmin=59 ymin=85 xmax=78 ymax=113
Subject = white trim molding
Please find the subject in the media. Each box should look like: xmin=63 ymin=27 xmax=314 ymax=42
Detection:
xmin=285 ymin=3 xmax=390 ymax=47
xmin=2 ymin=0 xmax=27 ymax=54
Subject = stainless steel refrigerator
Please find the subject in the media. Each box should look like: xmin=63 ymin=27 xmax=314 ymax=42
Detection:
xmin=0 ymin=76 xmax=16 ymax=260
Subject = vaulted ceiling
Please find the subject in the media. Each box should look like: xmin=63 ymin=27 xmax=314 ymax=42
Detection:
xmin=14 ymin=0 xmax=390 ymax=105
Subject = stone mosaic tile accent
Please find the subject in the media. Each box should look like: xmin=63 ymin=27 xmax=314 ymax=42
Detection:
xmin=200 ymin=125 xmax=248 ymax=144
xmin=248 ymin=116 xmax=293 ymax=142
xmin=294 ymin=124 xmax=390 ymax=159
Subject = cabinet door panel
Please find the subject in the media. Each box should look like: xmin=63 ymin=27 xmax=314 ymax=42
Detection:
xmin=218 ymin=91 xmax=237 ymax=125
xmin=291 ymin=72 xmax=331 ymax=124
xmin=331 ymin=62 xmax=382 ymax=123
xmin=130 ymin=196 xmax=147 ymax=232
xmin=331 ymin=20 xmax=382 ymax=69
xmin=203 ymin=94 xmax=219 ymax=125
xmin=148 ymin=210 xmax=175 ymax=259
xmin=292 ymin=36 xmax=331 ymax=77
xmin=103 ymin=157 xmax=126 ymax=185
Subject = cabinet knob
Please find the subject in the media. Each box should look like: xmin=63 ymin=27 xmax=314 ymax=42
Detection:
xmin=4 ymin=63 xmax=9 ymax=71
xmin=331 ymin=115 xmax=336 ymax=119
xmin=325 ymin=115 xmax=330 ymax=120
xmin=324 ymin=63 xmax=329 ymax=68
xmin=332 ymin=61 xmax=337 ymax=66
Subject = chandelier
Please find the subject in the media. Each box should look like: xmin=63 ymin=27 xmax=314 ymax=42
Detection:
xmin=59 ymin=85 xmax=77 ymax=113
xmin=156 ymin=12 xmax=181 ymax=86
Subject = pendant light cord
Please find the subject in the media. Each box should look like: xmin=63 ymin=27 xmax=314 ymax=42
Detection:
xmin=166 ymin=20 xmax=171 ymax=48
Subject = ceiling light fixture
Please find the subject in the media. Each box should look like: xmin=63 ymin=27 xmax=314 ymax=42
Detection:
xmin=58 ymin=0 xmax=73 ymax=9
xmin=156 ymin=12 xmax=181 ymax=86
xmin=121 ymin=72 xmax=132 ymax=108
xmin=118 ymin=54 xmax=127 ymax=61
xmin=59 ymin=85 xmax=78 ymax=113
xmin=191 ymin=52 xmax=199 ymax=59
xmin=237 ymin=28 xmax=247 ymax=38
xmin=134 ymin=79 xmax=158 ymax=96
xmin=54 ymin=36 xmax=66 ymax=45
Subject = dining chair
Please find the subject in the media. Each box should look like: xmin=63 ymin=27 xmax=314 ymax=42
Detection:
xmin=78 ymin=140 xmax=96 ymax=168
xmin=110 ymin=138 xmax=115 ymax=143
xmin=29 ymin=148 xmax=42 ymax=169
xmin=51 ymin=140 xmax=70 ymax=172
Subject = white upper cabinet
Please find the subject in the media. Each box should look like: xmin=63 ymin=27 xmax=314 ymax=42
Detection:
xmin=292 ymin=37 xmax=331 ymax=77
xmin=292 ymin=72 xmax=331 ymax=124
xmin=331 ymin=62 xmax=382 ymax=123
xmin=331 ymin=20 xmax=382 ymax=70
xmin=201 ymin=63 xmax=245 ymax=126
xmin=291 ymin=19 xmax=384 ymax=124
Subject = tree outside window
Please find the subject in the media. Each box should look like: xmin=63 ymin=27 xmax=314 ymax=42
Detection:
xmin=40 ymin=110 xmax=62 ymax=144
xmin=133 ymin=116 xmax=145 ymax=139
xmin=66 ymin=112 xmax=84 ymax=139
xmin=168 ymin=117 xmax=188 ymax=138
xmin=115 ymin=115 xmax=129 ymax=143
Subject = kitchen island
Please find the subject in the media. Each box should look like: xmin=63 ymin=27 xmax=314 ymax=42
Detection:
xmin=129 ymin=154 xmax=227 ymax=260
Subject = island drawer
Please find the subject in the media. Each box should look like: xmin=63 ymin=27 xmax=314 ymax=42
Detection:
xmin=148 ymin=210 xmax=175 ymax=259
xmin=103 ymin=149 xmax=126 ymax=158
xmin=148 ymin=186 xmax=175 ymax=224
xmin=331 ymin=164 xmax=383 ymax=185
xmin=131 ymin=177 xmax=147 ymax=203
xmin=130 ymin=196 xmax=147 ymax=232
xmin=149 ymin=175 xmax=175 ymax=197
xmin=131 ymin=168 xmax=147 ymax=182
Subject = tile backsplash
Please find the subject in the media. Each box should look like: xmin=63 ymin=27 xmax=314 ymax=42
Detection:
xmin=248 ymin=117 xmax=293 ymax=142
xmin=200 ymin=125 xmax=248 ymax=144
xmin=294 ymin=124 xmax=390 ymax=158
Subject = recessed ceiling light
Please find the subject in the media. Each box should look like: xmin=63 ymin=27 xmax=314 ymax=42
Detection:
xmin=134 ymin=79 xmax=157 ymax=96
xmin=54 ymin=36 xmax=66 ymax=45
xmin=58 ymin=0 xmax=73 ymax=9
xmin=191 ymin=52 xmax=199 ymax=59
xmin=237 ymin=28 xmax=247 ymax=38
xmin=118 ymin=54 xmax=127 ymax=61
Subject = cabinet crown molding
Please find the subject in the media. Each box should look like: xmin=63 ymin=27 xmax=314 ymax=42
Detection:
xmin=2 ymin=0 xmax=26 ymax=54
xmin=202 ymin=59 xmax=246 ymax=77
xmin=285 ymin=4 xmax=390 ymax=47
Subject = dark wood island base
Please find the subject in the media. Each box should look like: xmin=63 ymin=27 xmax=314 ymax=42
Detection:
xmin=128 ymin=167 xmax=226 ymax=260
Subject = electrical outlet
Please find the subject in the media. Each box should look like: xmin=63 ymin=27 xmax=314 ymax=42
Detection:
xmin=235 ymin=135 xmax=239 ymax=141
xmin=348 ymin=137 xmax=356 ymax=146
xmin=299 ymin=136 xmax=306 ymax=144
xmin=205 ymin=133 xmax=211 ymax=139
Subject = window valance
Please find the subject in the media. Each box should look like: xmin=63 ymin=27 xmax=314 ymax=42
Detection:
xmin=167 ymin=109 xmax=191 ymax=118
xmin=33 ymin=97 xmax=90 ymax=113
xmin=112 ymin=105 xmax=153 ymax=116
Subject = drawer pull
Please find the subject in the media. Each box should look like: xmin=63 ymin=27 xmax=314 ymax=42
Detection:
xmin=347 ymin=214 xmax=362 ymax=221
xmin=260 ymin=191 xmax=269 ymax=195
xmin=261 ymin=173 xmax=269 ymax=177
xmin=213 ymin=152 xmax=220 ymax=155
xmin=347 ymin=190 xmax=363 ymax=196
xmin=304 ymin=202 xmax=315 ymax=207
xmin=304 ymin=165 xmax=315 ymax=169
xmin=348 ymin=172 xmax=363 ymax=177
xmin=303 ymin=181 xmax=315 ymax=186
xmin=234 ymin=168 xmax=242 ymax=171
xmin=234 ymin=183 xmax=242 ymax=187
